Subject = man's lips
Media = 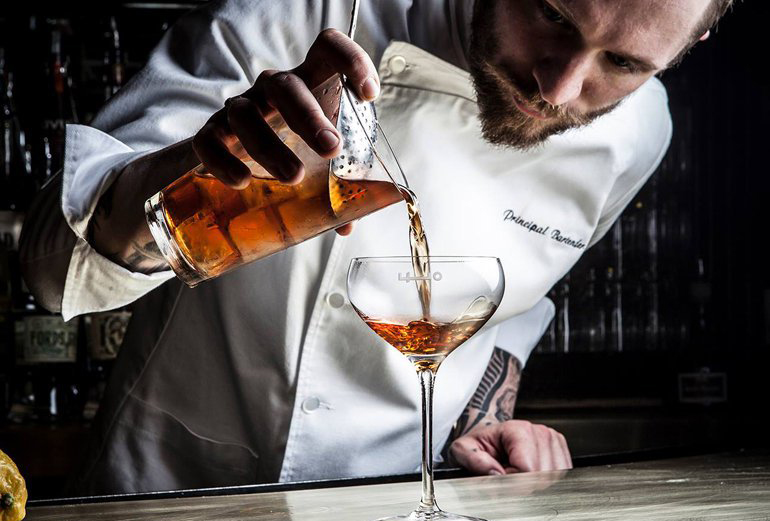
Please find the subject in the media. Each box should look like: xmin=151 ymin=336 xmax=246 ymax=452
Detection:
xmin=513 ymin=96 xmax=549 ymax=120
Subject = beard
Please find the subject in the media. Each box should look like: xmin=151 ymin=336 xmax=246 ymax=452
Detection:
xmin=468 ymin=0 xmax=621 ymax=150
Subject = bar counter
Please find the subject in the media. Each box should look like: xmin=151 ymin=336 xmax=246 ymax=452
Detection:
xmin=26 ymin=450 xmax=769 ymax=520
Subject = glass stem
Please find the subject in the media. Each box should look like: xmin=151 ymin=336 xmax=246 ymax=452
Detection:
xmin=417 ymin=368 xmax=439 ymax=512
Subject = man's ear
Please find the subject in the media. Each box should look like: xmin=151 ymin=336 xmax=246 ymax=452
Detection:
xmin=699 ymin=30 xmax=711 ymax=41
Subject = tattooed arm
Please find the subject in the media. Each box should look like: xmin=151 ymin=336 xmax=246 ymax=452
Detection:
xmin=447 ymin=347 xmax=572 ymax=474
xmin=86 ymin=138 xmax=200 ymax=274
xmin=17 ymin=140 xmax=197 ymax=314
xmin=452 ymin=348 xmax=522 ymax=438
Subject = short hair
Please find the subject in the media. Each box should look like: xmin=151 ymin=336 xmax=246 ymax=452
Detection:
xmin=669 ymin=0 xmax=735 ymax=67
xmin=692 ymin=0 xmax=735 ymax=40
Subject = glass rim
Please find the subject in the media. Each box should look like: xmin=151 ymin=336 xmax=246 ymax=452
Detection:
xmin=350 ymin=255 xmax=501 ymax=263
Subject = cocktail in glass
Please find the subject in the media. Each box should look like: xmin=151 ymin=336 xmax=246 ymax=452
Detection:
xmin=347 ymin=256 xmax=505 ymax=521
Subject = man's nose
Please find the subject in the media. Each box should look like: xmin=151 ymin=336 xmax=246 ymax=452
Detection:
xmin=533 ymin=52 xmax=592 ymax=107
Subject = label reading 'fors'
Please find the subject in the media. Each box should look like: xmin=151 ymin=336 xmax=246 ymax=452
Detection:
xmin=23 ymin=316 xmax=78 ymax=363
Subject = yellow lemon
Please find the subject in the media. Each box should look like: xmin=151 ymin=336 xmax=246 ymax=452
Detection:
xmin=0 ymin=449 xmax=27 ymax=521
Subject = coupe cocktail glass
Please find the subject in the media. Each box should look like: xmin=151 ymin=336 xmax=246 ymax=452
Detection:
xmin=347 ymin=256 xmax=505 ymax=521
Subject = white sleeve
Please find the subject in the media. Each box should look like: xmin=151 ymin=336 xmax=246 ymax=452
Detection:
xmin=60 ymin=0 xmax=340 ymax=320
xmin=587 ymin=78 xmax=673 ymax=247
xmin=61 ymin=126 xmax=172 ymax=321
xmin=494 ymin=297 xmax=555 ymax=367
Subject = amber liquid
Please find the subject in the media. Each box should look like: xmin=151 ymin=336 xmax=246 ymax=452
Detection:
xmin=399 ymin=186 xmax=432 ymax=320
xmin=161 ymin=170 xmax=403 ymax=278
xmin=363 ymin=310 xmax=495 ymax=371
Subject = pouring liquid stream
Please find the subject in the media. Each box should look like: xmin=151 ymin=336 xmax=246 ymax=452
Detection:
xmin=398 ymin=185 xmax=432 ymax=321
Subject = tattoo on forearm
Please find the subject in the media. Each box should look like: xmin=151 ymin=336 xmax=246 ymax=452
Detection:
xmin=122 ymin=239 xmax=168 ymax=273
xmin=452 ymin=348 xmax=522 ymax=438
xmin=495 ymin=389 xmax=517 ymax=422
xmin=87 ymin=185 xmax=168 ymax=273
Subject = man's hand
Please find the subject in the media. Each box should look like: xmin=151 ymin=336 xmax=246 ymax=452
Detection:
xmin=192 ymin=28 xmax=379 ymax=190
xmin=191 ymin=28 xmax=376 ymax=237
xmin=87 ymin=29 xmax=373 ymax=269
xmin=450 ymin=420 xmax=572 ymax=475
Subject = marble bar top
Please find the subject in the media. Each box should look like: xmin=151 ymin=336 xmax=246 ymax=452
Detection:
xmin=26 ymin=450 xmax=770 ymax=520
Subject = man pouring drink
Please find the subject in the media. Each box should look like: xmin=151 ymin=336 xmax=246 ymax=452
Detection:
xmin=20 ymin=0 xmax=732 ymax=495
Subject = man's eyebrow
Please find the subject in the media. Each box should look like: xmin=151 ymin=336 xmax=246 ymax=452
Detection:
xmin=549 ymin=0 xmax=664 ymax=72
xmin=621 ymin=54 xmax=660 ymax=73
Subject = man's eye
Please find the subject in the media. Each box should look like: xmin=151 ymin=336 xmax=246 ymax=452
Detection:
xmin=540 ymin=1 xmax=567 ymax=24
xmin=607 ymin=53 xmax=633 ymax=71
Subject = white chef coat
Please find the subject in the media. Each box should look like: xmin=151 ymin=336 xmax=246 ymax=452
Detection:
xmin=53 ymin=0 xmax=672 ymax=494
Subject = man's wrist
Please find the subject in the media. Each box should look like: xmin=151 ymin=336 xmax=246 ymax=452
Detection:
xmin=451 ymin=348 xmax=523 ymax=439
xmin=86 ymin=139 xmax=198 ymax=274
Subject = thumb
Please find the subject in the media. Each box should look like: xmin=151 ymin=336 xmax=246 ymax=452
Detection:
xmin=450 ymin=437 xmax=506 ymax=476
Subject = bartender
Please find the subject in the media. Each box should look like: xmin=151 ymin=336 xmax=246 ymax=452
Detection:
xmin=20 ymin=0 xmax=730 ymax=494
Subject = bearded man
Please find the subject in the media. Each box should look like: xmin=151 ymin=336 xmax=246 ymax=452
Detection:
xmin=20 ymin=0 xmax=732 ymax=494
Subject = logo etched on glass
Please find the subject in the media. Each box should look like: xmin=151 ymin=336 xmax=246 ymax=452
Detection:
xmin=398 ymin=271 xmax=442 ymax=282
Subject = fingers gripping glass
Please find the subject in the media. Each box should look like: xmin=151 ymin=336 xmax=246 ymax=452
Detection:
xmin=347 ymin=256 xmax=505 ymax=521
xmin=144 ymin=0 xmax=409 ymax=287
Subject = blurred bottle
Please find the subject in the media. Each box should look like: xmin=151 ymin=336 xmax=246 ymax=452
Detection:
xmin=13 ymin=297 xmax=82 ymax=423
xmin=102 ymin=15 xmax=124 ymax=102
xmin=1 ymin=47 xmax=34 ymax=421
xmin=41 ymin=20 xmax=79 ymax=182
xmin=0 ymin=217 xmax=11 ymax=420
xmin=1 ymin=48 xmax=35 ymax=211
xmin=605 ymin=266 xmax=623 ymax=352
xmin=688 ymin=256 xmax=713 ymax=351
xmin=571 ymin=268 xmax=606 ymax=352
xmin=0 ymin=211 xmax=23 ymax=421
xmin=82 ymin=309 xmax=131 ymax=420
xmin=555 ymin=276 xmax=571 ymax=353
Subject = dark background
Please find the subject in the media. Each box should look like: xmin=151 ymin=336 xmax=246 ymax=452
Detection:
xmin=1 ymin=0 xmax=769 ymax=500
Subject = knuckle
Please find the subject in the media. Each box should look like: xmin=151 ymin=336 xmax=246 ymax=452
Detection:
xmin=451 ymin=437 xmax=469 ymax=450
xmin=506 ymin=420 xmax=530 ymax=440
xmin=269 ymin=71 xmax=297 ymax=88
xmin=349 ymin=54 xmax=371 ymax=78
xmin=257 ymin=69 xmax=279 ymax=84
xmin=226 ymin=95 xmax=249 ymax=109
xmin=265 ymin=71 xmax=305 ymax=101
xmin=317 ymin=27 xmax=342 ymax=44
xmin=225 ymin=101 xmax=244 ymax=123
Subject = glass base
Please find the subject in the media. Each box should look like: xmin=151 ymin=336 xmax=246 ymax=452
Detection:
xmin=144 ymin=192 xmax=205 ymax=287
xmin=373 ymin=509 xmax=487 ymax=521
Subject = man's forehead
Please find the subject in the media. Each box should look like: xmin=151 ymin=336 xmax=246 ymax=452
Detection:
xmin=557 ymin=0 xmax=710 ymax=66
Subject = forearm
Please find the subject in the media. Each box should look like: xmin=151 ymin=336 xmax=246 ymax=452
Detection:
xmin=18 ymin=173 xmax=77 ymax=312
xmin=452 ymin=348 xmax=522 ymax=438
xmin=87 ymin=138 xmax=200 ymax=273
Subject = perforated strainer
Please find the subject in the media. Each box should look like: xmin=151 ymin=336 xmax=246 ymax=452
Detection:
xmin=330 ymin=0 xmax=410 ymax=190
xmin=331 ymin=87 xmax=377 ymax=179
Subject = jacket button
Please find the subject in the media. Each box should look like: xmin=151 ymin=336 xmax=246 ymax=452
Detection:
xmin=326 ymin=292 xmax=346 ymax=308
xmin=388 ymin=55 xmax=407 ymax=74
xmin=301 ymin=397 xmax=321 ymax=413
